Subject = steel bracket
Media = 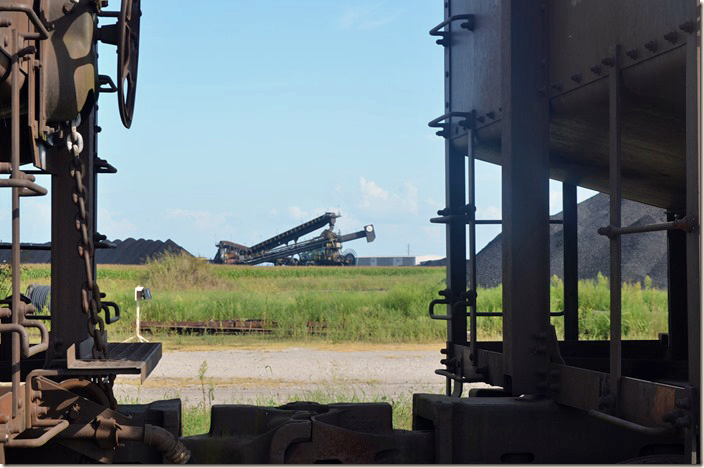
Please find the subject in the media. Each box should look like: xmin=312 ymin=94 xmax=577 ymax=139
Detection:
xmin=428 ymin=112 xmax=471 ymax=138
xmin=429 ymin=14 xmax=475 ymax=46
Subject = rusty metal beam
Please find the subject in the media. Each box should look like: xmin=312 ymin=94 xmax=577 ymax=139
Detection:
xmin=500 ymin=0 xmax=550 ymax=395
xmin=47 ymin=105 xmax=96 ymax=363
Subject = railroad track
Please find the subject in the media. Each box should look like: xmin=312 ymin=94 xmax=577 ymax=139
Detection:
xmin=138 ymin=319 xmax=328 ymax=335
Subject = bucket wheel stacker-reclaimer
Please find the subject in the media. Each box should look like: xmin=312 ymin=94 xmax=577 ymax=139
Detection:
xmin=212 ymin=212 xmax=376 ymax=266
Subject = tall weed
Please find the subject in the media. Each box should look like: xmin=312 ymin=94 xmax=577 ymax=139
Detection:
xmin=144 ymin=251 xmax=225 ymax=291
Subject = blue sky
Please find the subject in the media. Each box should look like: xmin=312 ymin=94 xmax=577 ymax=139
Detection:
xmin=6 ymin=1 xmax=594 ymax=259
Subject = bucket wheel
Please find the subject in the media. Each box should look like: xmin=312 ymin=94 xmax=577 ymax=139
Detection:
xmin=97 ymin=0 xmax=141 ymax=128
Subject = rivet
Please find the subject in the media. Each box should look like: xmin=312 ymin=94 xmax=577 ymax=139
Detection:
xmin=644 ymin=40 xmax=657 ymax=52
xmin=476 ymin=116 xmax=485 ymax=124
xmin=625 ymin=48 xmax=639 ymax=60
xmin=679 ymin=21 xmax=695 ymax=34
xmin=570 ymin=73 xmax=582 ymax=83
xmin=663 ymin=31 xmax=678 ymax=44
xmin=486 ymin=111 xmax=495 ymax=119
xmin=550 ymin=82 xmax=562 ymax=91
xmin=590 ymin=65 xmax=602 ymax=75
xmin=601 ymin=57 xmax=615 ymax=67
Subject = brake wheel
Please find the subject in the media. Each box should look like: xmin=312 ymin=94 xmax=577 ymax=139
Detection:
xmin=117 ymin=0 xmax=141 ymax=128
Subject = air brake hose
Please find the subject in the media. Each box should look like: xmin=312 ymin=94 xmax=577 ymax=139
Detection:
xmin=143 ymin=424 xmax=191 ymax=464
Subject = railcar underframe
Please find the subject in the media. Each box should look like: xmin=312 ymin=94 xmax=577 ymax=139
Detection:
xmin=0 ymin=0 xmax=700 ymax=464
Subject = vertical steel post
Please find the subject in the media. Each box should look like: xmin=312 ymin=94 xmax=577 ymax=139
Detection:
xmin=685 ymin=19 xmax=700 ymax=463
xmin=444 ymin=138 xmax=467 ymax=394
xmin=468 ymin=112 xmax=478 ymax=365
xmin=563 ymin=183 xmax=579 ymax=341
xmin=500 ymin=0 xmax=550 ymax=395
xmin=608 ymin=46 xmax=623 ymax=404
xmin=9 ymin=28 xmax=20 ymax=420
xmin=441 ymin=0 xmax=467 ymax=397
xmin=666 ymin=211 xmax=688 ymax=360
xmin=46 ymin=105 xmax=95 ymax=363
xmin=685 ymin=11 xmax=700 ymax=395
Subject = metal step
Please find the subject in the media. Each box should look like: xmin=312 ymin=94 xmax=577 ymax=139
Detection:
xmin=66 ymin=342 xmax=161 ymax=383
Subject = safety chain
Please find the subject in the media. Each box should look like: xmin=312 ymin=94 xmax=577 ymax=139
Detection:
xmin=94 ymin=374 xmax=118 ymax=410
xmin=67 ymin=116 xmax=108 ymax=360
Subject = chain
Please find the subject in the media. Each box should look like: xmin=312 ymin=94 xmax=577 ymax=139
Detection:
xmin=68 ymin=116 xmax=107 ymax=360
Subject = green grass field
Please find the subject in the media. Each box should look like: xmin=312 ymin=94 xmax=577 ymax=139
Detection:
xmin=9 ymin=252 xmax=669 ymax=434
xmin=13 ymin=251 xmax=668 ymax=344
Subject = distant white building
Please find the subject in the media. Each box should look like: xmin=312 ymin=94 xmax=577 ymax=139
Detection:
xmin=415 ymin=255 xmax=444 ymax=265
xmin=356 ymin=256 xmax=416 ymax=267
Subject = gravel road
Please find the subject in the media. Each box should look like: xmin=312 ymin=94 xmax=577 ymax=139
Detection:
xmin=113 ymin=346 xmax=449 ymax=407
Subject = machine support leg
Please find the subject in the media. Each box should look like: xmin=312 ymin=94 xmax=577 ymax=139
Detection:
xmin=500 ymin=0 xmax=550 ymax=395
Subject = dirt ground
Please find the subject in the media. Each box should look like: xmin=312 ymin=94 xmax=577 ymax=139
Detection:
xmin=113 ymin=344 xmax=452 ymax=407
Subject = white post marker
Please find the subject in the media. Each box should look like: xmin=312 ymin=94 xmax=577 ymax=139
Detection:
xmin=123 ymin=285 xmax=152 ymax=343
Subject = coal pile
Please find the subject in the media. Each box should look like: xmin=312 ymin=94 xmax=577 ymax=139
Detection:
xmin=0 ymin=238 xmax=190 ymax=265
xmin=421 ymin=194 xmax=669 ymax=288
xmin=96 ymin=238 xmax=190 ymax=264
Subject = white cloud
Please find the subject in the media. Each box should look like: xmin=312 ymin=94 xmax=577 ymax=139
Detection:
xmin=478 ymin=205 xmax=501 ymax=221
xmin=288 ymin=206 xmax=309 ymax=221
xmin=98 ymin=207 xmax=138 ymax=240
xmin=288 ymin=206 xmax=340 ymax=223
xmin=337 ymin=2 xmax=398 ymax=30
xmin=166 ymin=209 xmax=232 ymax=233
xmin=425 ymin=197 xmax=441 ymax=209
xmin=268 ymin=208 xmax=279 ymax=217
xmin=18 ymin=200 xmax=51 ymax=243
xmin=360 ymin=177 xmax=389 ymax=202
xmin=358 ymin=177 xmax=419 ymax=216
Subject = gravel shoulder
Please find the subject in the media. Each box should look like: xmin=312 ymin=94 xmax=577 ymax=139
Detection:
xmin=113 ymin=345 xmax=447 ymax=407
